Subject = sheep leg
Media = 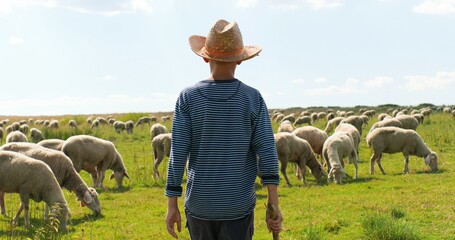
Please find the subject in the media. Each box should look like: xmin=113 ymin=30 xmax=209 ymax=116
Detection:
xmin=351 ymin=151 xmax=359 ymax=179
xmin=96 ymin=170 xmax=106 ymax=189
xmin=299 ymin=162 xmax=307 ymax=186
xmin=280 ymin=161 xmax=292 ymax=186
xmin=0 ymin=191 xmax=6 ymax=216
xmin=154 ymin=155 xmax=163 ymax=179
xmin=403 ymin=154 xmax=410 ymax=174
xmin=295 ymin=164 xmax=302 ymax=180
xmin=370 ymin=152 xmax=379 ymax=175
xmin=12 ymin=204 xmax=24 ymax=226
xmin=376 ymin=153 xmax=387 ymax=175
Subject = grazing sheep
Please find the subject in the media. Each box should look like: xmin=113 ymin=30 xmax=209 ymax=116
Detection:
xmin=277 ymin=120 xmax=295 ymax=133
xmin=113 ymin=121 xmax=126 ymax=133
xmin=62 ymin=135 xmax=130 ymax=188
xmin=150 ymin=123 xmax=169 ymax=141
xmin=281 ymin=113 xmax=296 ymax=124
xmin=274 ymin=132 xmax=324 ymax=186
xmin=30 ymin=128 xmax=44 ymax=143
xmin=38 ymin=139 xmax=65 ymax=151
xmin=452 ymin=109 xmax=455 ymax=118
xmin=322 ymin=132 xmax=358 ymax=184
xmin=161 ymin=115 xmax=171 ymax=123
xmin=0 ymin=127 xmax=3 ymax=144
xmin=310 ymin=113 xmax=318 ymax=122
xmin=11 ymin=122 xmax=20 ymax=131
xmin=108 ymin=118 xmax=116 ymax=125
xmin=326 ymin=112 xmax=335 ymax=121
xmin=91 ymin=119 xmax=99 ymax=129
xmin=377 ymin=113 xmax=390 ymax=121
xmin=135 ymin=116 xmax=151 ymax=127
xmin=340 ymin=115 xmax=364 ymax=136
xmin=412 ymin=113 xmax=425 ymax=124
xmin=367 ymin=118 xmax=402 ymax=136
xmin=323 ymin=117 xmax=345 ymax=133
xmin=6 ymin=131 xmax=28 ymax=143
xmin=0 ymin=151 xmax=69 ymax=230
xmin=68 ymin=120 xmax=78 ymax=128
xmin=19 ymin=124 xmax=29 ymax=134
xmin=0 ymin=143 xmax=101 ymax=215
xmin=87 ymin=116 xmax=93 ymax=125
xmin=95 ymin=117 xmax=108 ymax=125
xmin=43 ymin=120 xmax=50 ymax=127
xmin=294 ymin=116 xmax=312 ymax=126
xmin=48 ymin=120 xmax=60 ymax=129
xmin=125 ymin=120 xmax=134 ymax=134
xmin=335 ymin=123 xmax=361 ymax=162
xmin=151 ymin=133 xmax=172 ymax=178
xmin=366 ymin=127 xmax=438 ymax=175
xmin=395 ymin=115 xmax=419 ymax=130
xmin=150 ymin=116 xmax=158 ymax=123
xmin=5 ymin=126 xmax=13 ymax=135
xmin=317 ymin=112 xmax=327 ymax=120
xmin=292 ymin=126 xmax=328 ymax=157
xmin=19 ymin=120 xmax=27 ymax=125
xmin=275 ymin=114 xmax=285 ymax=122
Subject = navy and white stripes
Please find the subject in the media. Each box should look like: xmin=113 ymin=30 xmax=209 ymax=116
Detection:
xmin=165 ymin=79 xmax=279 ymax=221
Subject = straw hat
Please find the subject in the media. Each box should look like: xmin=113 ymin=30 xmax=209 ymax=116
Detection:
xmin=189 ymin=19 xmax=262 ymax=62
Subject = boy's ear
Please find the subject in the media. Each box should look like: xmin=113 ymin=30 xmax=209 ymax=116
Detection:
xmin=203 ymin=58 xmax=209 ymax=63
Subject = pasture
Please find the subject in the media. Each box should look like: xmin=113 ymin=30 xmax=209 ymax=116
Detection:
xmin=0 ymin=109 xmax=454 ymax=240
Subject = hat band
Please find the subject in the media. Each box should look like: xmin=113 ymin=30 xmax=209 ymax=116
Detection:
xmin=203 ymin=47 xmax=245 ymax=58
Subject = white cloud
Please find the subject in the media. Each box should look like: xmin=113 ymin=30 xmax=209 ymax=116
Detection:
xmin=313 ymin=77 xmax=327 ymax=83
xmin=0 ymin=0 xmax=153 ymax=16
xmin=304 ymin=78 xmax=365 ymax=96
xmin=8 ymin=36 xmax=24 ymax=45
xmin=405 ymin=71 xmax=455 ymax=91
xmin=291 ymin=78 xmax=305 ymax=84
xmin=237 ymin=0 xmax=258 ymax=8
xmin=364 ymin=76 xmax=394 ymax=88
xmin=99 ymin=74 xmax=116 ymax=81
xmin=304 ymin=0 xmax=343 ymax=10
xmin=413 ymin=0 xmax=455 ymax=15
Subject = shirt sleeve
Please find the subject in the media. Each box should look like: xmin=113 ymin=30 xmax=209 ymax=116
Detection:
xmin=165 ymin=93 xmax=192 ymax=197
xmin=251 ymin=96 xmax=280 ymax=185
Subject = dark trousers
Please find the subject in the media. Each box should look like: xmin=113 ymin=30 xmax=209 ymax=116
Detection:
xmin=185 ymin=211 xmax=254 ymax=240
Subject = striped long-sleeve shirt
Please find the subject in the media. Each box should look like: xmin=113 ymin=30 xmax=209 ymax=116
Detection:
xmin=165 ymin=79 xmax=279 ymax=221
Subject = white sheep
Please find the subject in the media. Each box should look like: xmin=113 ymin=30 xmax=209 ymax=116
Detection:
xmin=68 ymin=120 xmax=78 ymax=128
xmin=294 ymin=116 xmax=312 ymax=126
xmin=412 ymin=113 xmax=425 ymax=124
xmin=125 ymin=120 xmax=134 ymax=134
xmin=151 ymin=133 xmax=172 ymax=178
xmin=277 ymin=120 xmax=295 ymax=133
xmin=0 ymin=143 xmax=101 ymax=215
xmin=395 ymin=115 xmax=419 ymax=130
xmin=5 ymin=125 xmax=13 ymax=135
xmin=377 ymin=113 xmax=390 ymax=121
xmin=0 ymin=151 xmax=70 ymax=230
xmin=340 ymin=115 xmax=365 ymax=136
xmin=95 ymin=117 xmax=108 ymax=125
xmin=322 ymin=132 xmax=358 ymax=184
xmin=0 ymin=127 xmax=3 ymax=144
xmin=62 ymin=135 xmax=130 ymax=188
xmin=274 ymin=132 xmax=325 ymax=186
xmin=367 ymin=118 xmax=402 ymax=136
xmin=91 ymin=119 xmax=100 ymax=129
xmin=281 ymin=113 xmax=296 ymax=123
xmin=292 ymin=126 xmax=328 ymax=178
xmin=161 ymin=115 xmax=171 ymax=123
xmin=30 ymin=128 xmax=44 ymax=143
xmin=366 ymin=127 xmax=438 ymax=175
xmin=19 ymin=124 xmax=29 ymax=134
xmin=48 ymin=120 xmax=60 ymax=129
xmin=323 ymin=116 xmax=345 ymax=133
xmin=113 ymin=121 xmax=126 ymax=133
xmin=11 ymin=122 xmax=20 ymax=131
xmin=38 ymin=139 xmax=65 ymax=151
xmin=6 ymin=130 xmax=28 ymax=143
xmin=335 ymin=123 xmax=361 ymax=162
xmin=150 ymin=123 xmax=169 ymax=141
xmin=135 ymin=116 xmax=151 ymax=127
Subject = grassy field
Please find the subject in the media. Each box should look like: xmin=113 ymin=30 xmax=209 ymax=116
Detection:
xmin=0 ymin=111 xmax=454 ymax=239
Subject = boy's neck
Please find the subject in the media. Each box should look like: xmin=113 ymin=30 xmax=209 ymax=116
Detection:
xmin=207 ymin=61 xmax=237 ymax=80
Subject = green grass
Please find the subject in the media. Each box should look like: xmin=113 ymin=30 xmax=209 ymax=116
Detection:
xmin=0 ymin=111 xmax=454 ymax=239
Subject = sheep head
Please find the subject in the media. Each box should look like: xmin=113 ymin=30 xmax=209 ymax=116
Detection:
xmin=79 ymin=188 xmax=101 ymax=215
xmin=110 ymin=171 xmax=130 ymax=188
xmin=425 ymin=152 xmax=439 ymax=172
xmin=327 ymin=165 xmax=345 ymax=184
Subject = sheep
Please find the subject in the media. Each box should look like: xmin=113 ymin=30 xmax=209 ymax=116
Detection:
xmin=62 ymin=135 xmax=130 ymax=188
xmin=19 ymin=124 xmax=29 ymax=134
xmin=274 ymin=132 xmax=324 ymax=186
xmin=87 ymin=116 xmax=93 ymax=125
xmin=43 ymin=120 xmax=50 ymax=127
xmin=277 ymin=120 xmax=295 ymax=133
xmin=310 ymin=113 xmax=318 ymax=122
xmin=150 ymin=116 xmax=158 ymax=123
xmin=412 ymin=113 xmax=425 ymax=124
xmin=335 ymin=123 xmax=361 ymax=162
xmin=275 ymin=114 xmax=285 ymax=122
xmin=125 ymin=120 xmax=134 ymax=134
xmin=0 ymin=143 xmax=101 ymax=215
xmin=48 ymin=120 xmax=60 ymax=129
xmin=91 ymin=119 xmax=100 ymax=129
xmin=152 ymin=133 xmax=172 ymax=178
xmin=11 ymin=122 xmax=20 ymax=131
xmin=5 ymin=125 xmax=13 ymax=135
xmin=0 ymin=127 xmax=3 ymax=144
xmin=68 ymin=120 xmax=78 ymax=128
xmin=0 ymin=151 xmax=70 ymax=230
xmin=6 ymin=131 xmax=28 ymax=143
xmin=135 ymin=116 xmax=151 ymax=127
xmin=366 ymin=127 xmax=438 ymax=175
xmin=38 ymin=139 xmax=65 ymax=151
xmin=150 ymin=123 xmax=169 ymax=141
xmin=30 ymin=128 xmax=44 ymax=143
xmin=161 ymin=115 xmax=171 ymax=123
xmin=326 ymin=112 xmax=335 ymax=121
xmin=323 ymin=117 xmax=345 ymax=133
xmin=322 ymin=132 xmax=358 ymax=184
xmin=292 ymin=126 xmax=328 ymax=157
xmin=28 ymin=118 xmax=34 ymax=125
xmin=340 ymin=115 xmax=364 ymax=136
xmin=294 ymin=116 xmax=312 ymax=126
xmin=113 ymin=121 xmax=126 ymax=133
xmin=95 ymin=117 xmax=108 ymax=125
xmin=367 ymin=118 xmax=402 ymax=136
xmin=453 ymin=109 xmax=455 ymax=118
xmin=395 ymin=115 xmax=419 ymax=130
xmin=317 ymin=112 xmax=327 ymax=120
xmin=377 ymin=113 xmax=389 ymax=121
xmin=281 ymin=113 xmax=296 ymax=123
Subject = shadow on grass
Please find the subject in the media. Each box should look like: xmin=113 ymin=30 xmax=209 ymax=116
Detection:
xmin=70 ymin=213 xmax=105 ymax=226
xmin=95 ymin=185 xmax=132 ymax=194
xmin=390 ymin=168 xmax=446 ymax=176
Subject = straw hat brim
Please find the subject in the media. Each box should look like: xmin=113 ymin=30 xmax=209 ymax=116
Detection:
xmin=189 ymin=35 xmax=262 ymax=62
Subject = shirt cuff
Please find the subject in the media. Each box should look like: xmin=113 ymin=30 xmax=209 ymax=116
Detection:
xmin=261 ymin=175 xmax=280 ymax=185
xmin=165 ymin=185 xmax=183 ymax=197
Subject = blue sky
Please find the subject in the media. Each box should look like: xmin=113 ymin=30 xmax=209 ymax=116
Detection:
xmin=1 ymin=0 xmax=454 ymax=116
